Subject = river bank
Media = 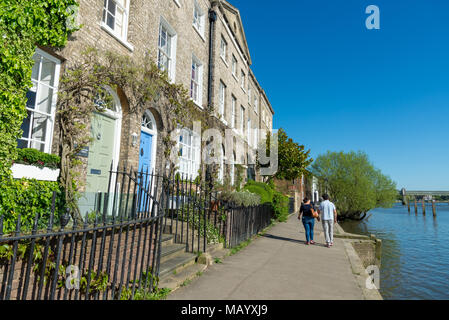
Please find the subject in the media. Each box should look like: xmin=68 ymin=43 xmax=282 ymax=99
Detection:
xmin=340 ymin=203 xmax=449 ymax=300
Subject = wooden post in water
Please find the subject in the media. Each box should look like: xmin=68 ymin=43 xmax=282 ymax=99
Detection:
xmin=414 ymin=198 xmax=418 ymax=214
xmin=407 ymin=199 xmax=410 ymax=213
xmin=432 ymin=201 xmax=436 ymax=217
xmin=422 ymin=199 xmax=426 ymax=215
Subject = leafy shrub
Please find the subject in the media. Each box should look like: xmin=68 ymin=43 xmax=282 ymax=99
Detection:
xmin=243 ymin=180 xmax=290 ymax=222
xmin=218 ymin=190 xmax=261 ymax=207
xmin=0 ymin=176 xmax=65 ymax=234
xmin=243 ymin=180 xmax=274 ymax=204
xmin=180 ymin=206 xmax=224 ymax=244
xmin=15 ymin=148 xmax=61 ymax=169
xmin=272 ymin=191 xmax=289 ymax=222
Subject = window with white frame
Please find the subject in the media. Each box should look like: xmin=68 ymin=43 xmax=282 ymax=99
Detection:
xmin=240 ymin=106 xmax=245 ymax=133
xmin=193 ymin=0 xmax=205 ymax=36
xmin=253 ymin=127 xmax=258 ymax=148
xmin=220 ymin=36 xmax=227 ymax=61
xmin=232 ymin=55 xmax=237 ymax=76
xmin=178 ymin=128 xmax=200 ymax=179
xmin=230 ymin=152 xmax=236 ymax=185
xmin=254 ymin=96 xmax=258 ymax=114
xmin=219 ymin=81 xmax=226 ymax=117
xmin=18 ymin=49 xmax=61 ymax=153
xmin=231 ymin=95 xmax=236 ymax=128
xmin=241 ymin=70 xmax=245 ymax=89
xmin=158 ymin=19 xmax=176 ymax=81
xmin=190 ymin=56 xmax=203 ymax=106
xmin=102 ymin=0 xmax=130 ymax=40
xmin=247 ymin=119 xmax=251 ymax=143
xmin=218 ymin=145 xmax=225 ymax=183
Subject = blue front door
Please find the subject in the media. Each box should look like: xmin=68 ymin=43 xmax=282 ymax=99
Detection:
xmin=139 ymin=131 xmax=153 ymax=173
xmin=138 ymin=131 xmax=153 ymax=212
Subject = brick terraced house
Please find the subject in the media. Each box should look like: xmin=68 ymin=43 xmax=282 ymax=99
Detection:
xmin=19 ymin=0 xmax=274 ymax=213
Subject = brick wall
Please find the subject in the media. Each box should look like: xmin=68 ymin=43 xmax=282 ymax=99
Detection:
xmin=0 ymin=222 xmax=160 ymax=300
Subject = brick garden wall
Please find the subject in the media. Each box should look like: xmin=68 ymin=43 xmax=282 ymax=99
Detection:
xmin=0 ymin=221 xmax=160 ymax=300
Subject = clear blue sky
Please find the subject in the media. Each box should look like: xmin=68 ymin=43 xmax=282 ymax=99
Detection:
xmin=232 ymin=0 xmax=449 ymax=191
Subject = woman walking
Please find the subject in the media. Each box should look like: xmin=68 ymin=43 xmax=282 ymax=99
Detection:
xmin=298 ymin=197 xmax=317 ymax=245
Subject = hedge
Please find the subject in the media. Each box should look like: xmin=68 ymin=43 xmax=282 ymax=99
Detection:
xmin=243 ymin=180 xmax=274 ymax=204
xmin=0 ymin=176 xmax=65 ymax=234
xmin=243 ymin=180 xmax=289 ymax=222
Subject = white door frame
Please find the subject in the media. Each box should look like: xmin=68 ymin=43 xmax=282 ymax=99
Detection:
xmin=140 ymin=110 xmax=158 ymax=175
xmin=140 ymin=110 xmax=158 ymax=214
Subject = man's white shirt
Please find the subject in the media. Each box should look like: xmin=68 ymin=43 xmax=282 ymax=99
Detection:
xmin=319 ymin=200 xmax=336 ymax=220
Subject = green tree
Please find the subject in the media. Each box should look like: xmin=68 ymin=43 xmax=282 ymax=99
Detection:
xmin=259 ymin=128 xmax=312 ymax=181
xmin=311 ymin=151 xmax=397 ymax=220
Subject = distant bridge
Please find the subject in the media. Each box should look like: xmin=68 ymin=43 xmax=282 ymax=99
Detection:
xmin=400 ymin=188 xmax=449 ymax=204
xmin=401 ymin=189 xmax=449 ymax=197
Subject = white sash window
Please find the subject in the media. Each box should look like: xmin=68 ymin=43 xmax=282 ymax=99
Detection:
xmin=178 ymin=128 xmax=200 ymax=179
xmin=190 ymin=56 xmax=203 ymax=106
xmin=219 ymin=81 xmax=226 ymax=116
xmin=18 ymin=49 xmax=60 ymax=153
xmin=158 ymin=18 xmax=177 ymax=81
xmin=102 ymin=0 xmax=129 ymax=41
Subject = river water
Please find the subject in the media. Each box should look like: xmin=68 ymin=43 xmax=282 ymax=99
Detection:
xmin=340 ymin=203 xmax=449 ymax=300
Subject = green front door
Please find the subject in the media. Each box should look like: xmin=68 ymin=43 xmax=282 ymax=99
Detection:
xmin=86 ymin=112 xmax=116 ymax=193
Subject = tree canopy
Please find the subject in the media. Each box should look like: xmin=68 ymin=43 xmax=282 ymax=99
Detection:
xmin=261 ymin=128 xmax=312 ymax=181
xmin=311 ymin=151 xmax=397 ymax=220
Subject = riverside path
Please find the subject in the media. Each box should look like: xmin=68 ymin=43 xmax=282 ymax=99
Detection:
xmin=167 ymin=213 xmax=372 ymax=300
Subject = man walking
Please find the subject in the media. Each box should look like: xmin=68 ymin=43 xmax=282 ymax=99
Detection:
xmin=318 ymin=194 xmax=337 ymax=248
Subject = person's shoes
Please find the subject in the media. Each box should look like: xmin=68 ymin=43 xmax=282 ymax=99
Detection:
xmin=306 ymin=241 xmax=310 ymax=245
xmin=326 ymin=243 xmax=331 ymax=248
xmin=330 ymin=242 xmax=333 ymax=246
xmin=310 ymin=240 xmax=315 ymax=245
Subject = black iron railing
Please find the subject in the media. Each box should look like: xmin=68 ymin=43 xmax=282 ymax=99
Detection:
xmin=0 ymin=164 xmax=274 ymax=300
xmin=226 ymin=203 xmax=273 ymax=248
xmin=0 ymin=165 xmax=165 ymax=300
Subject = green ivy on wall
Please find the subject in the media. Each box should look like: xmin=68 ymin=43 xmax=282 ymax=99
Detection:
xmin=0 ymin=176 xmax=64 ymax=234
xmin=0 ymin=0 xmax=79 ymax=177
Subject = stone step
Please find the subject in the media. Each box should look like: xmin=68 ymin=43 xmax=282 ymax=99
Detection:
xmin=161 ymin=233 xmax=174 ymax=245
xmin=159 ymin=252 xmax=197 ymax=279
xmin=159 ymin=262 xmax=206 ymax=291
xmin=160 ymin=243 xmax=186 ymax=264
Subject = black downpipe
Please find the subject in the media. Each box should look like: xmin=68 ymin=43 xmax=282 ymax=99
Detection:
xmin=207 ymin=9 xmax=217 ymax=108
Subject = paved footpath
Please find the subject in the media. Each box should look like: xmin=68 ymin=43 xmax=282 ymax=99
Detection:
xmin=167 ymin=214 xmax=365 ymax=300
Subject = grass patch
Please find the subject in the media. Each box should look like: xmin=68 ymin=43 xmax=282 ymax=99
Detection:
xmin=180 ymin=279 xmax=192 ymax=287
xmin=214 ymin=257 xmax=222 ymax=264
xmin=229 ymin=238 xmax=253 ymax=256
xmin=196 ymin=271 xmax=203 ymax=277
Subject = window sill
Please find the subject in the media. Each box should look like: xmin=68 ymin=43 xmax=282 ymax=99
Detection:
xmin=193 ymin=100 xmax=204 ymax=109
xmin=173 ymin=0 xmax=181 ymax=8
xmin=193 ymin=24 xmax=206 ymax=42
xmin=100 ymin=23 xmax=134 ymax=52
xmin=220 ymin=56 xmax=229 ymax=67
xmin=215 ymin=114 xmax=228 ymax=126
xmin=232 ymin=73 xmax=239 ymax=82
